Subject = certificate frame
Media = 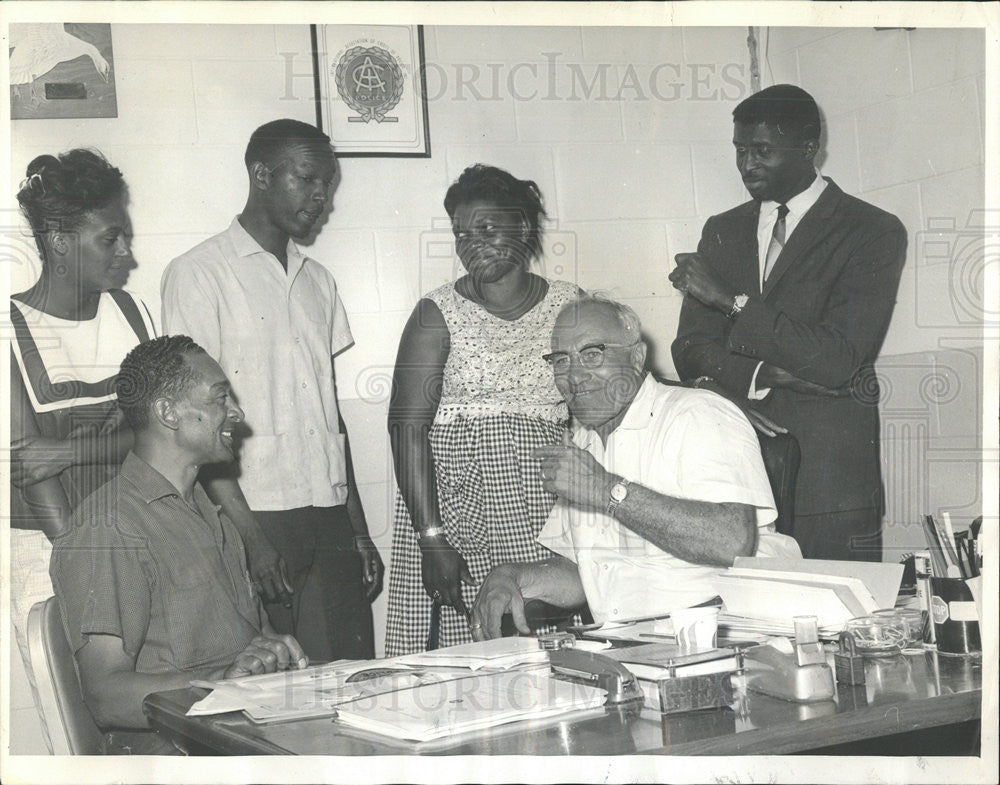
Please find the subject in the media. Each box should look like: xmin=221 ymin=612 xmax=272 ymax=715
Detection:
xmin=311 ymin=24 xmax=431 ymax=158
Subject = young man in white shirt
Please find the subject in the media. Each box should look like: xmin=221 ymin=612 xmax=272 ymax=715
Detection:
xmin=161 ymin=119 xmax=382 ymax=660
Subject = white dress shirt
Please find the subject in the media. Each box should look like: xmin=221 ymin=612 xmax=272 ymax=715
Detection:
xmin=162 ymin=218 xmax=354 ymax=511
xmin=748 ymin=171 xmax=828 ymax=399
xmin=537 ymin=375 xmax=798 ymax=623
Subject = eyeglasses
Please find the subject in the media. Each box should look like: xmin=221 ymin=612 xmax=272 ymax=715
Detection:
xmin=542 ymin=341 xmax=639 ymax=372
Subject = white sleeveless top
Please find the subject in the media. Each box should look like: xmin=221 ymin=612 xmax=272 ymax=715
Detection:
xmin=425 ymin=278 xmax=578 ymax=423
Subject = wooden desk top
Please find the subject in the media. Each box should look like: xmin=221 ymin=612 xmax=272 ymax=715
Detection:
xmin=143 ymin=649 xmax=981 ymax=756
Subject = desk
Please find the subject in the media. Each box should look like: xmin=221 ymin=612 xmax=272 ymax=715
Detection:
xmin=143 ymin=650 xmax=981 ymax=756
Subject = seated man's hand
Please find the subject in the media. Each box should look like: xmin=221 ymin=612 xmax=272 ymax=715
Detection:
xmin=471 ymin=564 xmax=528 ymax=641
xmin=224 ymin=633 xmax=308 ymax=679
xmin=534 ymin=442 xmax=613 ymax=511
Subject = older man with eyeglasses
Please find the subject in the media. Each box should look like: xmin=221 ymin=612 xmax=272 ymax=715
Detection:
xmin=470 ymin=295 xmax=799 ymax=640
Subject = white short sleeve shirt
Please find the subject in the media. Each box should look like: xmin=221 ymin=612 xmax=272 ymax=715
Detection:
xmin=537 ymin=375 xmax=793 ymax=623
xmin=161 ymin=218 xmax=353 ymax=511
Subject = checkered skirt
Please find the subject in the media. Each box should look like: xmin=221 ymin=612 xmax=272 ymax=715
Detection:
xmin=385 ymin=413 xmax=566 ymax=656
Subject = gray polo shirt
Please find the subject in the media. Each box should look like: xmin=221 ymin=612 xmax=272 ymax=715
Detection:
xmin=51 ymin=452 xmax=264 ymax=674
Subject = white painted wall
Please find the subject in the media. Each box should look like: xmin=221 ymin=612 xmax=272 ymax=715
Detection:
xmin=7 ymin=24 xmax=985 ymax=753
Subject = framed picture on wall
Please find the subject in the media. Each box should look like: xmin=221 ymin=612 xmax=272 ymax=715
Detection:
xmin=311 ymin=24 xmax=431 ymax=157
xmin=9 ymin=23 xmax=118 ymax=120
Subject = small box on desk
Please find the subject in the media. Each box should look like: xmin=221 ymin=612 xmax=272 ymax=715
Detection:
xmin=605 ymin=643 xmax=742 ymax=714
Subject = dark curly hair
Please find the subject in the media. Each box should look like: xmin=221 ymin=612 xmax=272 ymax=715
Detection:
xmin=16 ymin=149 xmax=127 ymax=261
xmin=117 ymin=336 xmax=205 ymax=430
xmin=443 ymin=164 xmax=547 ymax=260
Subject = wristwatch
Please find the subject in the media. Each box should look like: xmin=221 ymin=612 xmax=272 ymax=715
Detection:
xmin=728 ymin=293 xmax=749 ymax=319
xmin=606 ymin=478 xmax=631 ymax=517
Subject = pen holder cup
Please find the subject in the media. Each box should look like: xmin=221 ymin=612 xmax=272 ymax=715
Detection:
xmin=930 ymin=577 xmax=981 ymax=656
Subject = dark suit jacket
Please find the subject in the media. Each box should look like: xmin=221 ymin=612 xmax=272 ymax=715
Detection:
xmin=672 ymin=178 xmax=907 ymax=516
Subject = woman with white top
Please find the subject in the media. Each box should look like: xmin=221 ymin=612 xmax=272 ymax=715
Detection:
xmin=9 ymin=149 xmax=155 ymax=749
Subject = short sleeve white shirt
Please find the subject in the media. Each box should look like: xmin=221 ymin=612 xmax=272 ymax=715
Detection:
xmin=537 ymin=375 xmax=793 ymax=623
xmin=161 ymin=218 xmax=353 ymax=511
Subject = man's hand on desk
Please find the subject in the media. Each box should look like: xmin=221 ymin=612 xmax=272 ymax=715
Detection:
xmin=223 ymin=632 xmax=308 ymax=679
xmin=470 ymin=564 xmax=529 ymax=641
xmin=756 ymin=364 xmax=850 ymax=398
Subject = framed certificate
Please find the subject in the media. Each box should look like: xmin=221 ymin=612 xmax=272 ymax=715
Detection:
xmin=311 ymin=24 xmax=431 ymax=157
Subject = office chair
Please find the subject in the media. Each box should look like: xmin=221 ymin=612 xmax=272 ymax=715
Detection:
xmin=757 ymin=431 xmax=801 ymax=537
xmin=26 ymin=596 xmax=103 ymax=755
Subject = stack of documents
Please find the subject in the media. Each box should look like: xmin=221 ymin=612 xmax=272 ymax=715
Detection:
xmin=716 ymin=612 xmax=841 ymax=641
xmin=189 ymin=661 xmax=468 ymax=723
xmin=335 ymin=669 xmax=607 ymax=742
xmin=713 ymin=557 xmax=904 ymax=636
xmin=396 ymin=636 xmax=550 ymax=670
xmin=189 ymin=639 xmax=557 ymax=724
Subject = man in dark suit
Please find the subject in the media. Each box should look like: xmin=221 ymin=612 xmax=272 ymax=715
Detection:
xmin=669 ymin=84 xmax=906 ymax=562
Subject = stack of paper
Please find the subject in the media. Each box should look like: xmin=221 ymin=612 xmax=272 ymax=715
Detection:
xmin=396 ymin=636 xmax=550 ymax=670
xmin=335 ymin=669 xmax=607 ymax=742
xmin=716 ymin=612 xmax=841 ymax=641
xmin=713 ymin=558 xmax=904 ymax=635
xmin=189 ymin=661 xmax=468 ymax=724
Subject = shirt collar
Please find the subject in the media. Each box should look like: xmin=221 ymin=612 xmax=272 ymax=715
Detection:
xmin=761 ymin=169 xmax=827 ymax=220
xmin=120 ymin=452 xmax=221 ymax=520
xmin=120 ymin=451 xmax=187 ymax=504
xmin=225 ymin=216 xmax=308 ymax=274
xmin=616 ymin=373 xmax=661 ymax=431
xmin=573 ymin=373 xmax=659 ymax=447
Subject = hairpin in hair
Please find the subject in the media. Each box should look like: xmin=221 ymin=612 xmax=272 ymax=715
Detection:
xmin=20 ymin=172 xmax=44 ymax=195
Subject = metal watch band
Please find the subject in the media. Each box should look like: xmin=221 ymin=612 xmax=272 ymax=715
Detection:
xmin=606 ymin=479 xmax=631 ymax=517
xmin=416 ymin=526 xmax=445 ymax=542
xmin=728 ymin=294 xmax=749 ymax=319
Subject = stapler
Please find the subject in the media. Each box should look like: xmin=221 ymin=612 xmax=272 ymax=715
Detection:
xmin=549 ymin=648 xmax=644 ymax=705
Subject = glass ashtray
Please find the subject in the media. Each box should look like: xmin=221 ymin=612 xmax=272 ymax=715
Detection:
xmin=845 ymin=615 xmax=908 ymax=657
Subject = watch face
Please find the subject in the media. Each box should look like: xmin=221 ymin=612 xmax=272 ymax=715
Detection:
xmin=735 ymin=294 xmax=749 ymax=308
xmin=610 ymin=482 xmax=628 ymax=502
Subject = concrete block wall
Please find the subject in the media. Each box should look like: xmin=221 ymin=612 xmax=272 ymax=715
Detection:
xmin=6 ymin=24 xmax=986 ymax=753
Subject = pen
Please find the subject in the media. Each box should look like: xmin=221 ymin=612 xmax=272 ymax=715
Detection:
xmin=954 ymin=530 xmax=971 ymax=579
xmin=942 ymin=512 xmax=960 ymax=570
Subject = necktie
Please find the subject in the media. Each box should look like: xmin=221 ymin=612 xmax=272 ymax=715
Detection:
xmin=763 ymin=203 xmax=789 ymax=282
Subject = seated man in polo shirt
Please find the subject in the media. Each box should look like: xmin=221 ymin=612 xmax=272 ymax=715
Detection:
xmin=470 ymin=297 xmax=799 ymax=638
xmin=50 ymin=335 xmax=307 ymax=755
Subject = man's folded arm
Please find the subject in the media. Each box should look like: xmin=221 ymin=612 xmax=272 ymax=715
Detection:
xmin=672 ymin=296 xmax=760 ymax=396
xmin=728 ymin=223 xmax=907 ymax=389
xmin=672 ymin=218 xmax=762 ymax=396
xmin=611 ymin=482 xmax=757 ymax=567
